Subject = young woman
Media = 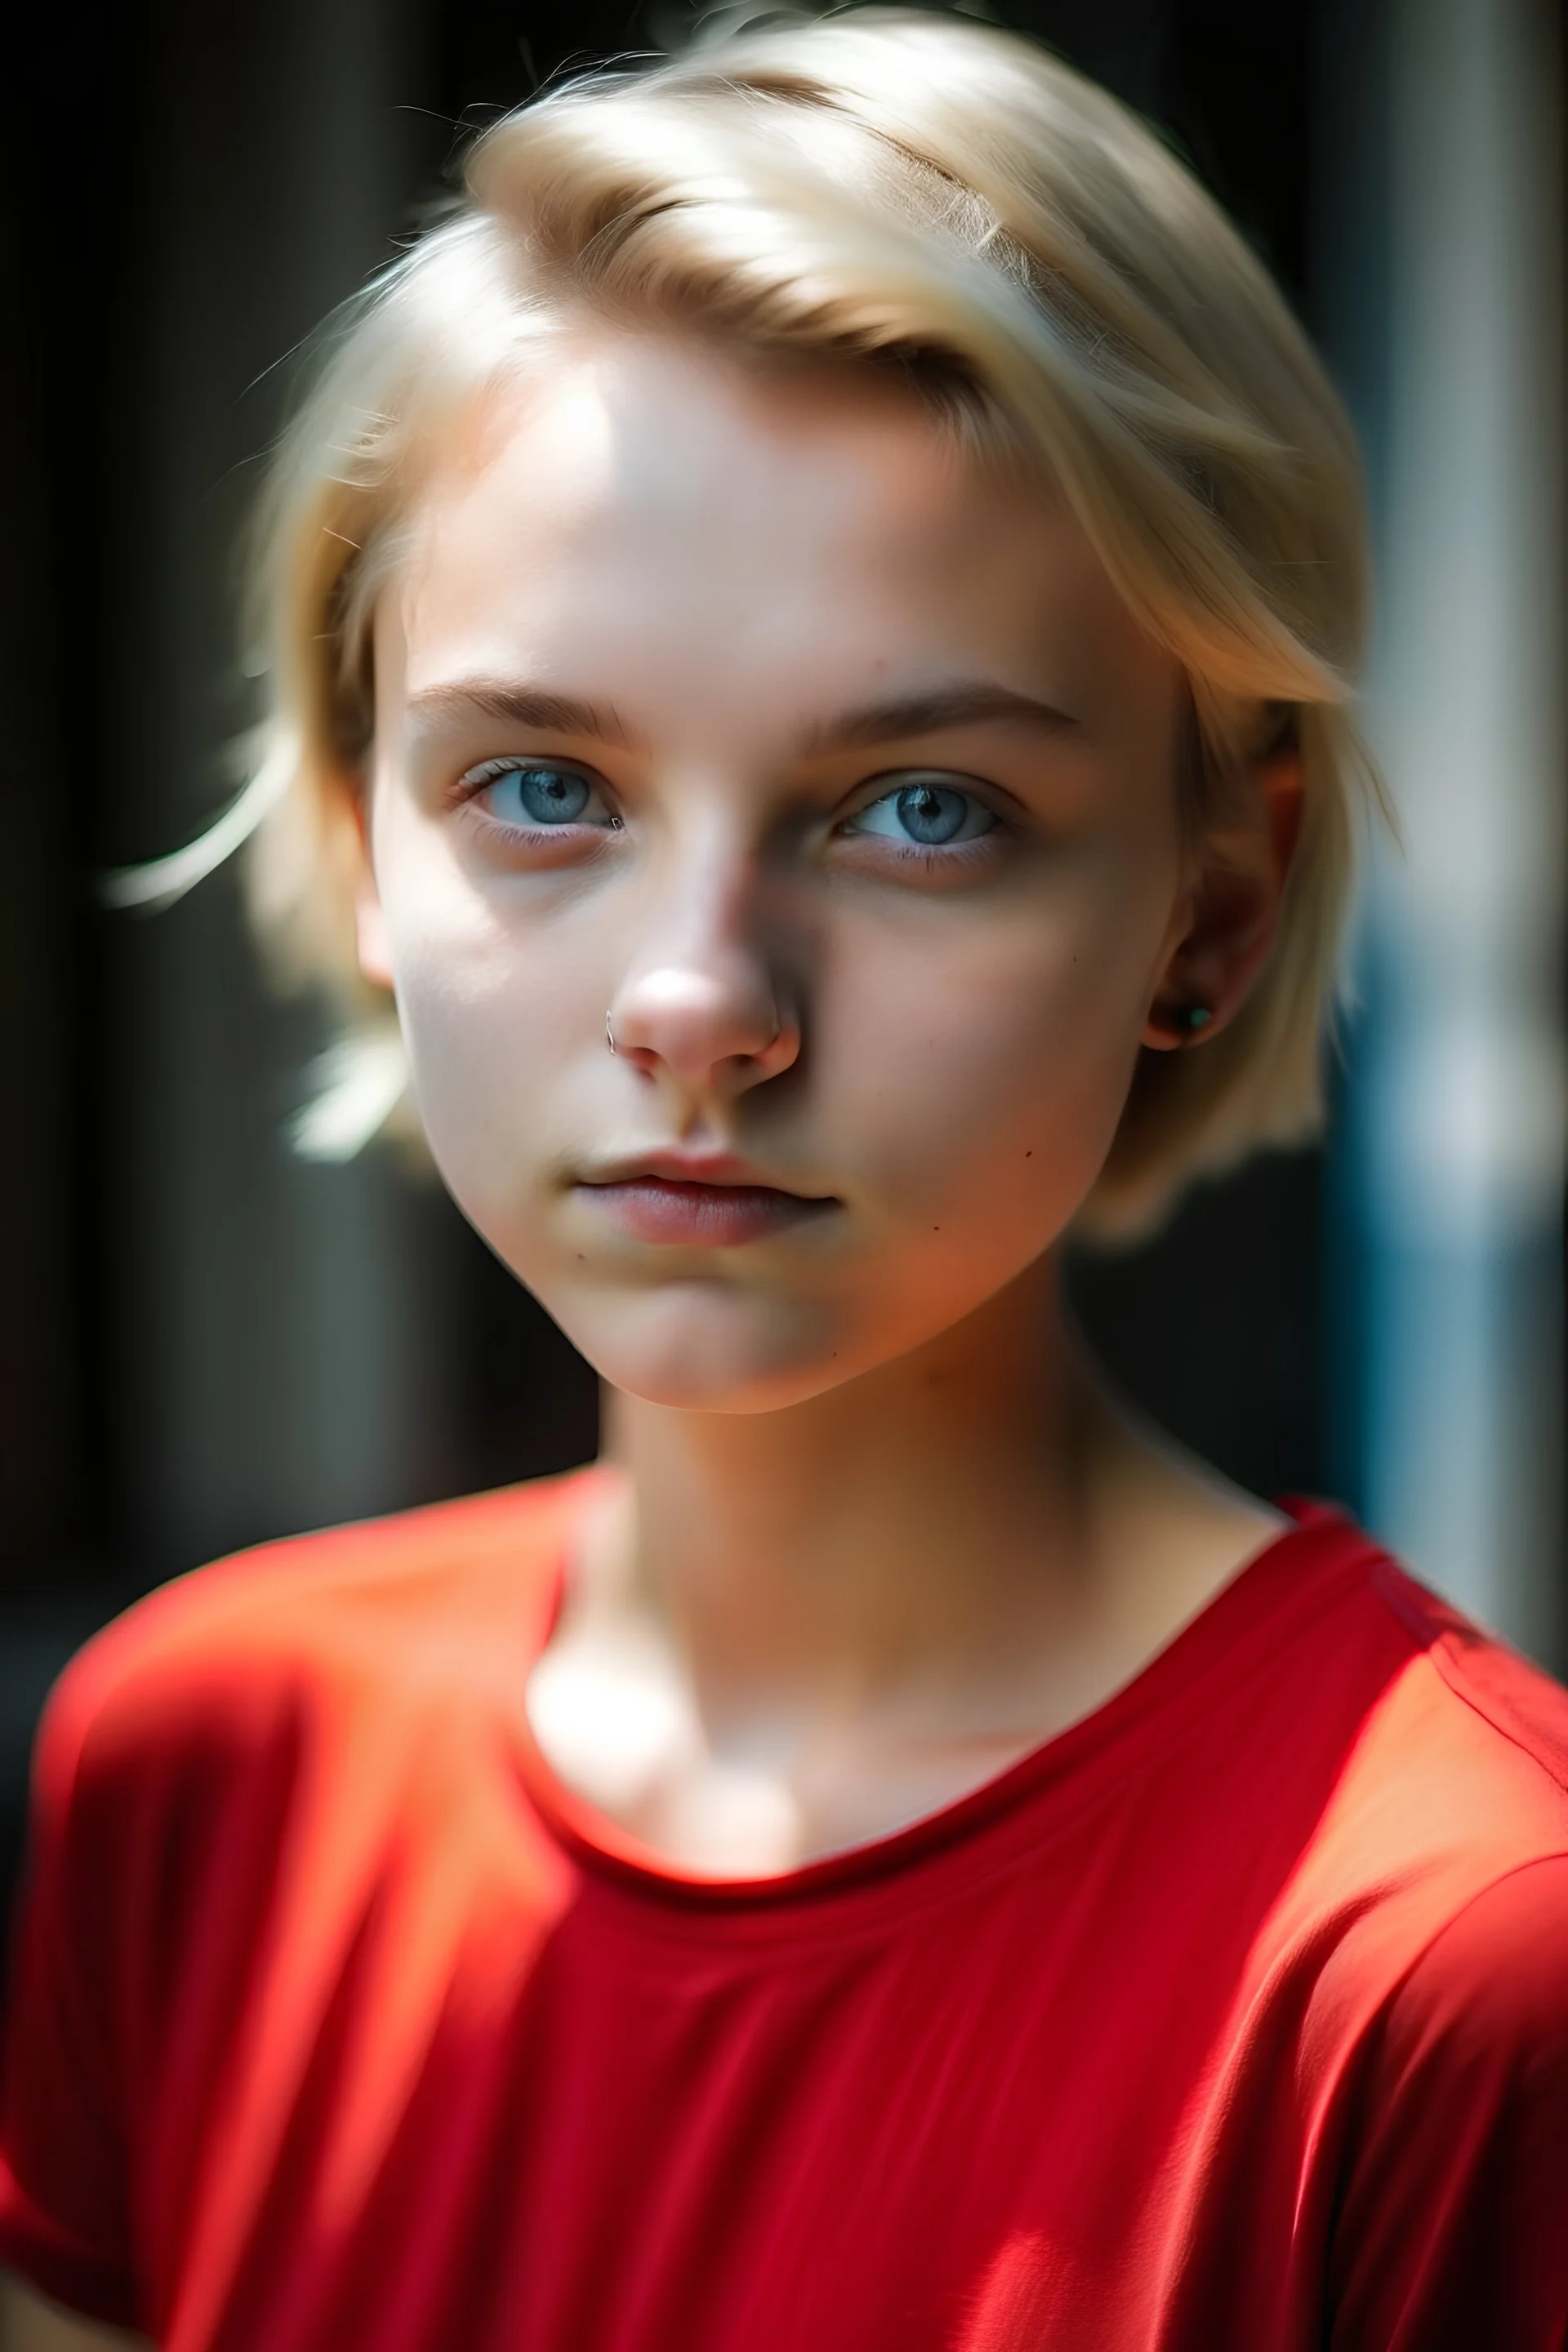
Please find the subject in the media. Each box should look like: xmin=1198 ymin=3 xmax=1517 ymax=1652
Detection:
xmin=3 ymin=13 xmax=1566 ymax=2350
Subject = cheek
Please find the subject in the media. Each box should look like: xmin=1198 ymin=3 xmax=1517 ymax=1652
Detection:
xmin=817 ymin=881 xmax=1159 ymax=1234
xmin=374 ymin=835 xmax=590 ymax=1184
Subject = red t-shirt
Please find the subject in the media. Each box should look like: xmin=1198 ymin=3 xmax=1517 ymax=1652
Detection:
xmin=2 ymin=1469 xmax=1567 ymax=2350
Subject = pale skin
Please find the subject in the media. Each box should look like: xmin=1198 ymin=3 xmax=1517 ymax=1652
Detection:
xmin=5 ymin=328 xmax=1298 ymax=2345
xmin=359 ymin=332 xmax=1301 ymax=1872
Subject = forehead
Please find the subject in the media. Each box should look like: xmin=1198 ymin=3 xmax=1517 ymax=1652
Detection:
xmin=390 ymin=332 xmax=1173 ymax=734
xmin=412 ymin=335 xmax=978 ymax=566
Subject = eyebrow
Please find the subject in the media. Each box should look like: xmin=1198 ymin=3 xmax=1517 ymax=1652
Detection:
xmin=404 ymin=679 xmax=639 ymax=747
xmin=802 ymin=682 xmax=1079 ymax=755
xmin=403 ymin=675 xmax=1076 ymax=757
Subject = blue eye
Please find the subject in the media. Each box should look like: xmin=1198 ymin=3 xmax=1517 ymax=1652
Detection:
xmin=848 ymin=777 xmax=996 ymax=849
xmin=464 ymin=760 xmax=616 ymax=829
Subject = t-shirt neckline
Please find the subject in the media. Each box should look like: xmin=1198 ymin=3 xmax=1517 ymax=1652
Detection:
xmin=509 ymin=1480 xmax=1369 ymax=1913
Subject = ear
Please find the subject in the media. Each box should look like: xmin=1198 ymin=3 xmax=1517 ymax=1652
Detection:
xmin=1143 ymin=744 xmax=1303 ymax=1051
xmin=347 ymin=781 xmax=396 ymax=991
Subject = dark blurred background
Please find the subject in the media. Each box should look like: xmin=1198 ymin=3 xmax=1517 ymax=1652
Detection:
xmin=3 ymin=0 xmax=1563 ymax=1934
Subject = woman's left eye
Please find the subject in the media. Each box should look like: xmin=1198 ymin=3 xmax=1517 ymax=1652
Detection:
xmin=844 ymin=777 xmax=997 ymax=849
xmin=461 ymin=759 xmax=618 ymax=831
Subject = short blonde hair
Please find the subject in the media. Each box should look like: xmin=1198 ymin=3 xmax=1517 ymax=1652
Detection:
xmin=144 ymin=6 xmax=1380 ymax=1233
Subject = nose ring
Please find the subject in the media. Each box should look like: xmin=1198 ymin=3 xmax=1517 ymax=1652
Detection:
xmin=605 ymin=1013 xmax=618 ymax=1057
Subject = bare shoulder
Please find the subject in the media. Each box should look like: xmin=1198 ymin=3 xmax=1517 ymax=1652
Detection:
xmin=0 ymin=2274 xmax=150 ymax=2352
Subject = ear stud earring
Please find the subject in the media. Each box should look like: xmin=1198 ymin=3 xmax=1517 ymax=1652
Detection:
xmin=1166 ymin=1004 xmax=1213 ymax=1040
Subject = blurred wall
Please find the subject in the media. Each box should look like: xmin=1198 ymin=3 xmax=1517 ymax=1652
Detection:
xmin=1319 ymin=0 xmax=1565 ymax=1660
xmin=100 ymin=0 xmax=461 ymax=1571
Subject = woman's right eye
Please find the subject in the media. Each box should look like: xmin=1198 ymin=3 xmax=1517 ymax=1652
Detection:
xmin=460 ymin=758 xmax=620 ymax=832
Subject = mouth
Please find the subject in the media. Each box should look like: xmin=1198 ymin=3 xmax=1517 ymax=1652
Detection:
xmin=572 ymin=1155 xmax=840 ymax=1249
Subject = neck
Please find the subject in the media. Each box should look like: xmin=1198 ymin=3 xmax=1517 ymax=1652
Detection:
xmin=546 ymin=1260 xmax=1282 ymax=1872
xmin=592 ymin=1257 xmax=1122 ymax=1727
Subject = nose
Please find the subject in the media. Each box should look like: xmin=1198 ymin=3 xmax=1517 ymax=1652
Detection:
xmin=607 ymin=920 xmax=800 ymax=1097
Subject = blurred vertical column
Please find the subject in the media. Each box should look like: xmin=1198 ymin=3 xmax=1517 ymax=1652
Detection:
xmin=1322 ymin=0 xmax=1565 ymax=1659
xmin=104 ymin=0 xmax=458 ymax=1579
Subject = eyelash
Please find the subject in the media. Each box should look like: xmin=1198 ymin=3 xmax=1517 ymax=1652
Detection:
xmin=833 ymin=778 xmax=1010 ymax=885
xmin=858 ymin=834 xmax=1003 ymax=875
xmin=452 ymin=757 xmax=621 ymax=835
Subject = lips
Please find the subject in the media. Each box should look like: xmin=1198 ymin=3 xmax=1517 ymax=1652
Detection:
xmin=573 ymin=1160 xmax=838 ymax=1248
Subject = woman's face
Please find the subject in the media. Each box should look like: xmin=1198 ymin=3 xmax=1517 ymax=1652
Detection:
xmin=361 ymin=333 xmax=1193 ymax=1410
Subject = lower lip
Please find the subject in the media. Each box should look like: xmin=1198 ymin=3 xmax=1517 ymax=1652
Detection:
xmin=576 ymin=1178 xmax=836 ymax=1247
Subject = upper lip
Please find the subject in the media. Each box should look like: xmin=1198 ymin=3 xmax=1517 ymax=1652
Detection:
xmin=578 ymin=1151 xmax=829 ymax=1197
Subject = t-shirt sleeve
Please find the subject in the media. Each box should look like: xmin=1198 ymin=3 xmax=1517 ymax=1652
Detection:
xmin=1330 ymin=1854 xmax=1568 ymax=2352
xmin=0 ymin=1648 xmax=143 ymax=2328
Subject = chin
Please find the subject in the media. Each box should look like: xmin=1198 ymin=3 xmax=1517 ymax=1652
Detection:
xmin=550 ymin=1282 xmax=871 ymax=1414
